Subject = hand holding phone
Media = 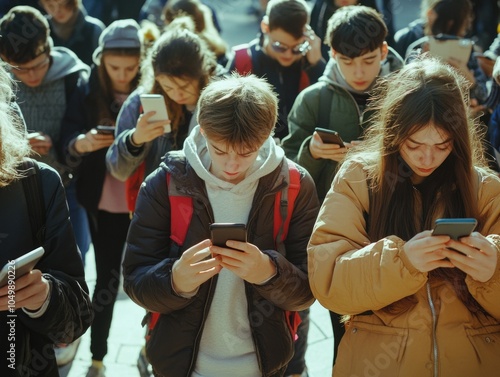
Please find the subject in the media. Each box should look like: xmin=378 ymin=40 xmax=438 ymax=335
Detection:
xmin=96 ymin=125 xmax=115 ymax=135
xmin=314 ymin=127 xmax=345 ymax=147
xmin=139 ymin=94 xmax=171 ymax=133
xmin=432 ymin=218 xmax=477 ymax=240
xmin=0 ymin=247 xmax=45 ymax=287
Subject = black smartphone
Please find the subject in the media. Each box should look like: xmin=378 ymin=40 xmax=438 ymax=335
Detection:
xmin=0 ymin=246 xmax=45 ymax=287
xmin=314 ymin=127 xmax=345 ymax=147
xmin=96 ymin=125 xmax=115 ymax=135
xmin=432 ymin=218 xmax=477 ymax=240
xmin=209 ymin=223 xmax=247 ymax=248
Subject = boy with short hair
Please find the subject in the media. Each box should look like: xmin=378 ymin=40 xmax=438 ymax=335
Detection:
xmin=122 ymin=74 xmax=319 ymax=377
xmin=281 ymin=4 xmax=403 ymax=363
xmin=227 ymin=0 xmax=326 ymax=142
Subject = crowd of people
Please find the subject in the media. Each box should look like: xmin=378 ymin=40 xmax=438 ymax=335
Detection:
xmin=0 ymin=1 xmax=499 ymax=377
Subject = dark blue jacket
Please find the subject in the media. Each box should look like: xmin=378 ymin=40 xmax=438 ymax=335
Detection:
xmin=0 ymin=163 xmax=92 ymax=376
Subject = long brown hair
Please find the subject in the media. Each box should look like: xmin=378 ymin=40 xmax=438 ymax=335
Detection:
xmin=140 ymin=24 xmax=217 ymax=137
xmin=350 ymin=57 xmax=489 ymax=314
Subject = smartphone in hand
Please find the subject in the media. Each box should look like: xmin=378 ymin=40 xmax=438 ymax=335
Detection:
xmin=210 ymin=223 xmax=247 ymax=249
xmin=432 ymin=218 xmax=477 ymax=240
xmin=315 ymin=127 xmax=345 ymax=147
xmin=0 ymin=247 xmax=45 ymax=287
xmin=140 ymin=94 xmax=171 ymax=133
xmin=96 ymin=125 xmax=115 ymax=135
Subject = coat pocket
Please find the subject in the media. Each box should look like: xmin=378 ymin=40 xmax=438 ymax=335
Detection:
xmin=334 ymin=320 xmax=409 ymax=377
xmin=465 ymin=324 xmax=500 ymax=365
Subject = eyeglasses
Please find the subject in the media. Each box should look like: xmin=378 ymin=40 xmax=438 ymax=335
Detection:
xmin=11 ymin=56 xmax=50 ymax=76
xmin=269 ymin=38 xmax=311 ymax=56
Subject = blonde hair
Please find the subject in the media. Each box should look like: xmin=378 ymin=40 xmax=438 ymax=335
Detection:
xmin=0 ymin=63 xmax=31 ymax=187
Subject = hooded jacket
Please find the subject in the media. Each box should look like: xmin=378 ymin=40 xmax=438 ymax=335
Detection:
xmin=308 ymin=159 xmax=500 ymax=377
xmin=15 ymin=47 xmax=90 ymax=184
xmin=122 ymin=127 xmax=319 ymax=377
xmin=49 ymin=7 xmax=105 ymax=66
xmin=281 ymin=48 xmax=403 ymax=201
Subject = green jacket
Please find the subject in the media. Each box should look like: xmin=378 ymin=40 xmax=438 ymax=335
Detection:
xmin=282 ymin=81 xmax=364 ymax=201
xmin=282 ymin=48 xmax=403 ymax=201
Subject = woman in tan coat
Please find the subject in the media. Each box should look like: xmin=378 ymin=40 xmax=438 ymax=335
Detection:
xmin=308 ymin=57 xmax=500 ymax=377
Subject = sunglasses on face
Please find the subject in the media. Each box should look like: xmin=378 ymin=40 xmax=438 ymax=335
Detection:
xmin=270 ymin=39 xmax=311 ymax=56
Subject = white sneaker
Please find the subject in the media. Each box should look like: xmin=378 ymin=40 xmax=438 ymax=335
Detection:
xmin=54 ymin=337 xmax=81 ymax=366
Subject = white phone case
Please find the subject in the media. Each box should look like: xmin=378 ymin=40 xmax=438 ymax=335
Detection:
xmin=140 ymin=94 xmax=171 ymax=133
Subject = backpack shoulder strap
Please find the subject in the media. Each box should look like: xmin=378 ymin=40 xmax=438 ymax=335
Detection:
xmin=146 ymin=169 xmax=195 ymax=341
xmin=273 ymin=160 xmax=302 ymax=340
xmin=273 ymin=160 xmax=301 ymax=254
xmin=318 ymin=84 xmax=334 ymax=129
xmin=19 ymin=159 xmax=46 ymax=246
xmin=125 ymin=161 xmax=146 ymax=215
xmin=298 ymin=70 xmax=310 ymax=92
xmin=233 ymin=43 xmax=253 ymax=75
xmin=167 ymin=172 xmax=193 ymax=258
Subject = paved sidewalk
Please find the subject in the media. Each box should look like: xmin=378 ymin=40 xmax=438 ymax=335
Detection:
xmin=61 ymin=245 xmax=334 ymax=377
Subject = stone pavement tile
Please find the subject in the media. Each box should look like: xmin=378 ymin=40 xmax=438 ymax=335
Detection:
xmin=306 ymin=302 xmax=333 ymax=377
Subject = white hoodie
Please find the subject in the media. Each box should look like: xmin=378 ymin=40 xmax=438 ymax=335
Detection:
xmin=184 ymin=126 xmax=284 ymax=377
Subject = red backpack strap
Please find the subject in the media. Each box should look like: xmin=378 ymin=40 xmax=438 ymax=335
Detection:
xmin=125 ymin=162 xmax=146 ymax=214
xmin=299 ymin=71 xmax=310 ymax=92
xmin=273 ymin=160 xmax=302 ymax=340
xmin=233 ymin=43 xmax=253 ymax=75
xmin=146 ymin=172 xmax=194 ymax=342
xmin=167 ymin=173 xmax=193 ymax=248
xmin=273 ymin=160 xmax=301 ymax=253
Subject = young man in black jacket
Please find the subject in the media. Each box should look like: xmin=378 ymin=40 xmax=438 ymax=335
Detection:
xmin=122 ymin=74 xmax=319 ymax=377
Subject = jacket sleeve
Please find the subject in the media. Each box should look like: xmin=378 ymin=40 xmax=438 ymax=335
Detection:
xmin=253 ymin=165 xmax=319 ymax=311
xmin=60 ymin=74 xmax=91 ymax=168
xmin=282 ymin=86 xmax=329 ymax=181
xmin=282 ymin=86 xmax=318 ymax=161
xmin=18 ymin=164 xmax=93 ymax=343
xmin=106 ymin=90 xmax=151 ymax=181
xmin=469 ymin=54 xmax=489 ymax=104
xmin=465 ymin=171 xmax=500 ymax=319
xmin=307 ymin=160 xmax=428 ymax=315
xmin=122 ymin=165 xmax=193 ymax=314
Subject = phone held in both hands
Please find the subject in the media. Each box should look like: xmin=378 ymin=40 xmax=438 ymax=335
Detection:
xmin=432 ymin=218 xmax=477 ymax=240
xmin=0 ymin=246 xmax=45 ymax=287
xmin=210 ymin=223 xmax=247 ymax=249
xmin=314 ymin=127 xmax=345 ymax=148
xmin=139 ymin=94 xmax=171 ymax=133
